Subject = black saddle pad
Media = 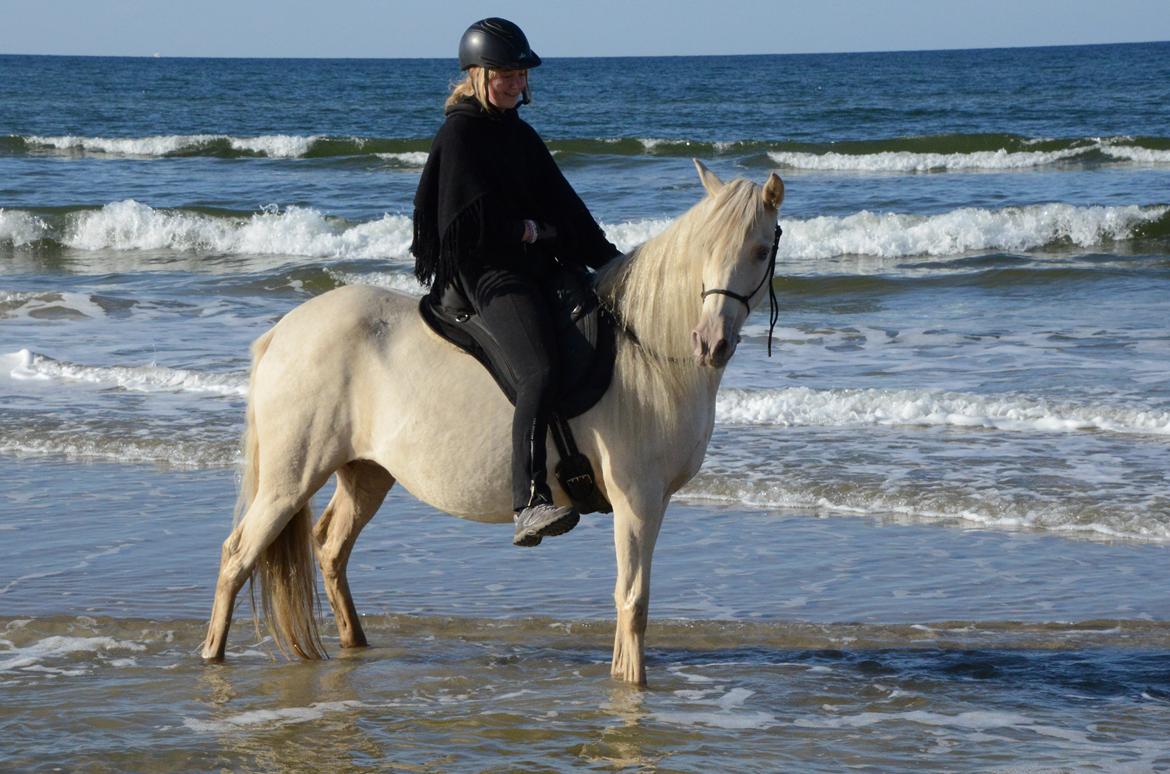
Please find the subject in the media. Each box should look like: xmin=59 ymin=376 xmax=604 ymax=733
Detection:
xmin=419 ymin=269 xmax=616 ymax=419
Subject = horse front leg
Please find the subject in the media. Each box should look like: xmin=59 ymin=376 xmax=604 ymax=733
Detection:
xmin=609 ymin=488 xmax=667 ymax=686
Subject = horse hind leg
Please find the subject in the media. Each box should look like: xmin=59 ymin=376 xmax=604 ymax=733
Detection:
xmin=201 ymin=486 xmax=324 ymax=661
xmin=313 ymin=460 xmax=395 ymax=649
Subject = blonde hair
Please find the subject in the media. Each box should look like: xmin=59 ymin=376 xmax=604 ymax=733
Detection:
xmin=444 ymin=66 xmax=532 ymax=112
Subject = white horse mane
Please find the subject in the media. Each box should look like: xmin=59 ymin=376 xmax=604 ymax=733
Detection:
xmin=595 ymin=177 xmax=772 ymax=425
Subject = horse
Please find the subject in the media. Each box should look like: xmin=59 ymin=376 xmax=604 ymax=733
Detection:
xmin=201 ymin=160 xmax=785 ymax=686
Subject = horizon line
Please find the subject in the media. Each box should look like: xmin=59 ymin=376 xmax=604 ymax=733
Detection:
xmin=1 ymin=38 xmax=1167 ymax=61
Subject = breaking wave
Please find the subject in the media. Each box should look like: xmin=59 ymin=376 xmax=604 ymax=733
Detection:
xmin=3 ymin=201 xmax=1166 ymax=264
xmin=0 ymin=201 xmax=413 ymax=260
xmin=778 ymin=203 xmax=1169 ymax=261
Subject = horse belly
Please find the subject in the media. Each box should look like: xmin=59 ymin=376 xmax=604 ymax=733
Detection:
xmin=362 ymin=314 xmax=520 ymax=523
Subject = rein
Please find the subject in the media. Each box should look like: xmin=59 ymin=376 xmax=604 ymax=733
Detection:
xmin=700 ymin=223 xmax=783 ymax=356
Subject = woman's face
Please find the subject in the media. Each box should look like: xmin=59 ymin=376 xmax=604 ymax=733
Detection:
xmin=487 ymin=69 xmax=528 ymax=109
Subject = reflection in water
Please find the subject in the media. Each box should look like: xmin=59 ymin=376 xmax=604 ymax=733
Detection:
xmin=583 ymin=684 xmax=662 ymax=769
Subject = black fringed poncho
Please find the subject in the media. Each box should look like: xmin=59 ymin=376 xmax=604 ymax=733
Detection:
xmin=411 ymin=98 xmax=620 ymax=293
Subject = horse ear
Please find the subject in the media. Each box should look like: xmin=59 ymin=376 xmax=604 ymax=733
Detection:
xmin=693 ymin=159 xmax=723 ymax=197
xmin=762 ymin=172 xmax=785 ymax=211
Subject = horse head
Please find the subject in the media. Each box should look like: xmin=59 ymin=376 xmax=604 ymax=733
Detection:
xmin=690 ymin=160 xmax=784 ymax=368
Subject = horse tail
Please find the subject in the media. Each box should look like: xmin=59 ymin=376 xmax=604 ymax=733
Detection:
xmin=233 ymin=329 xmax=272 ymax=527
xmin=256 ymin=502 xmax=324 ymax=659
xmin=238 ymin=328 xmax=326 ymax=660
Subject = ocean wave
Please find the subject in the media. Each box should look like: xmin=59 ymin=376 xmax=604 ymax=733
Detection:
xmin=0 ymin=426 xmax=237 ymax=467
xmin=5 ymin=133 xmax=433 ymax=160
xmin=0 ymin=208 xmax=50 ymax=246
xmin=4 ymin=349 xmax=247 ymax=397
xmin=715 ymin=387 xmax=1170 ymax=436
xmin=8 ymin=132 xmax=1170 ymax=168
xmin=375 ymin=151 xmax=430 ymax=167
xmin=22 ymin=133 xmax=321 ymax=159
xmin=1100 ymin=145 xmax=1170 ymax=164
xmin=680 ymin=471 xmax=1170 ymax=544
xmin=777 ymin=203 xmax=1169 ymax=261
xmin=0 ymin=200 xmax=414 ymax=260
xmin=2 ymin=201 xmax=1166 ymax=265
xmin=768 ymin=146 xmax=1091 ymax=172
xmin=764 ymin=136 xmax=1170 ymax=172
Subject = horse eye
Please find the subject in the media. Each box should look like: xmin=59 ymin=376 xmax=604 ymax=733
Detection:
xmin=754 ymin=246 xmax=769 ymax=261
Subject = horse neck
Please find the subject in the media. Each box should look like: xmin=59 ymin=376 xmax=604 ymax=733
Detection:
xmin=596 ymin=207 xmax=723 ymax=436
xmin=597 ymin=210 xmax=707 ymax=362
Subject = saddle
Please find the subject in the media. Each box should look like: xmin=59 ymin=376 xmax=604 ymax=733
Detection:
xmin=419 ymin=268 xmax=615 ymax=514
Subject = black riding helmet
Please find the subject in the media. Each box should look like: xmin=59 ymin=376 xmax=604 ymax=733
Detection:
xmin=458 ymin=18 xmax=542 ymax=71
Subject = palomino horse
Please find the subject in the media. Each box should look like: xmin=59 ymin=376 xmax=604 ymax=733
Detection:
xmin=202 ymin=160 xmax=784 ymax=685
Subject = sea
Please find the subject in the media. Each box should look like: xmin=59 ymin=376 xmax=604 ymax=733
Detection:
xmin=2 ymin=43 xmax=1169 ymax=771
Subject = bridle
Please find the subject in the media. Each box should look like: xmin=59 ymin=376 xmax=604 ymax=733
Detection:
xmin=604 ymin=221 xmax=784 ymax=363
xmin=699 ymin=223 xmax=783 ymax=356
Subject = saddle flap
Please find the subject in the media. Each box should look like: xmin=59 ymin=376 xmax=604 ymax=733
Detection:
xmin=419 ymin=268 xmax=615 ymax=420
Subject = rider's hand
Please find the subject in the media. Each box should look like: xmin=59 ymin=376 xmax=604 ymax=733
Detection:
xmin=533 ymin=221 xmax=558 ymax=242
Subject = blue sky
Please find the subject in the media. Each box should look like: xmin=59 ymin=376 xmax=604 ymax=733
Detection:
xmin=2 ymin=0 xmax=1168 ymax=58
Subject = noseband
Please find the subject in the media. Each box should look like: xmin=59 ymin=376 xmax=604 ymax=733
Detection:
xmin=700 ymin=223 xmax=783 ymax=356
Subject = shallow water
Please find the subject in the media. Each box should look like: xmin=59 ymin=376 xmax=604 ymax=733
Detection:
xmin=4 ymin=461 xmax=1170 ymax=770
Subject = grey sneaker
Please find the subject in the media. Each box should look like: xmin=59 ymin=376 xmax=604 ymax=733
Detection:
xmin=513 ymin=503 xmax=580 ymax=547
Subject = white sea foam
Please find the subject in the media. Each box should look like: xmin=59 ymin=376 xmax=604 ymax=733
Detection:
xmin=0 ymin=433 xmax=236 ymax=467
xmin=62 ymin=200 xmax=413 ymax=260
xmin=26 ymin=133 xmax=222 ymax=156
xmin=794 ymin=709 xmax=1079 ymax=736
xmin=376 ymin=151 xmax=430 ymax=167
xmin=776 ymin=203 xmax=1167 ymax=261
xmin=681 ymin=468 xmax=1170 ymax=543
xmin=654 ymin=687 xmax=777 ymax=730
xmin=183 ymin=700 xmax=368 ymax=733
xmin=6 ymin=348 xmax=247 ymax=396
xmin=328 ymin=270 xmax=427 ymax=295
xmin=24 ymin=133 xmax=320 ymax=158
xmin=0 ymin=635 xmax=146 ymax=673
xmin=0 ymin=208 xmax=49 ymax=246
xmin=600 ymin=217 xmax=672 ymax=253
xmin=715 ymin=387 xmax=1170 ymax=436
xmin=769 ymin=146 xmax=1093 ymax=172
xmin=0 ymin=290 xmax=108 ymax=320
xmin=227 ymin=134 xmax=318 ymax=158
xmin=7 ymin=201 xmax=1160 ymax=263
xmin=1100 ymin=145 xmax=1170 ymax=164
xmin=768 ymin=139 xmax=1170 ymax=172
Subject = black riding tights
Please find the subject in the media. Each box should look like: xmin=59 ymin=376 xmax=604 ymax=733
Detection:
xmin=462 ymin=268 xmax=559 ymax=512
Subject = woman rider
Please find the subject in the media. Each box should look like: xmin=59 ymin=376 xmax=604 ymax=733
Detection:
xmin=411 ymin=18 xmax=621 ymax=547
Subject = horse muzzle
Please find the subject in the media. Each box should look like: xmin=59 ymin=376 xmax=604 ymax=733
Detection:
xmin=691 ymin=318 xmax=738 ymax=368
